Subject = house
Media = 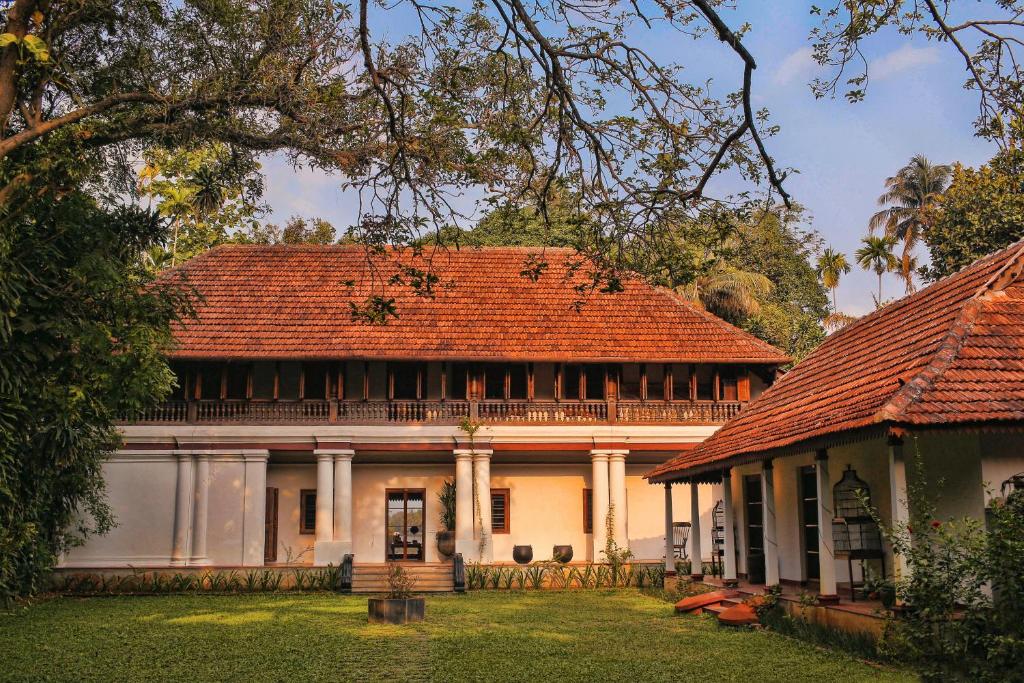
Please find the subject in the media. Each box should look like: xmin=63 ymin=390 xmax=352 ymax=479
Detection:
xmin=61 ymin=245 xmax=787 ymax=575
xmin=646 ymin=241 xmax=1024 ymax=601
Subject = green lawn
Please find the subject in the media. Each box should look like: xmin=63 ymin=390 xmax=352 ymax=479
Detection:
xmin=0 ymin=591 xmax=912 ymax=682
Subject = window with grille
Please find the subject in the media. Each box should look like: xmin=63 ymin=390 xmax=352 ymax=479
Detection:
xmin=491 ymin=489 xmax=510 ymax=533
xmin=583 ymin=488 xmax=594 ymax=533
xmin=300 ymin=490 xmax=316 ymax=534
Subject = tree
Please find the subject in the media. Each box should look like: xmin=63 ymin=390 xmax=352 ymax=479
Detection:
xmin=811 ymin=1 xmax=1024 ymax=142
xmin=0 ymin=191 xmax=189 ymax=604
xmin=679 ymin=262 xmax=774 ymax=320
xmin=856 ymin=235 xmax=899 ymax=306
xmin=869 ymin=155 xmax=950 ymax=292
xmin=923 ymin=144 xmax=1024 ymax=280
xmin=816 ymin=247 xmax=852 ymax=310
xmin=234 ymin=216 xmax=338 ymax=245
xmin=138 ymin=144 xmax=266 ymax=269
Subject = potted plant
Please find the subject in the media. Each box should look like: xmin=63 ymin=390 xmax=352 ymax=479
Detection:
xmin=367 ymin=563 xmax=424 ymax=624
xmin=436 ymin=479 xmax=456 ymax=558
xmin=552 ymin=545 xmax=573 ymax=563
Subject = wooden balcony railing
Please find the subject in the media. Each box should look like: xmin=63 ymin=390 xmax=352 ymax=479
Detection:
xmin=119 ymin=399 xmax=743 ymax=425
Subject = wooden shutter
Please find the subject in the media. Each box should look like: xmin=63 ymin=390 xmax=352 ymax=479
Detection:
xmin=738 ymin=370 xmax=751 ymax=402
xmin=583 ymin=488 xmax=594 ymax=533
xmin=264 ymin=487 xmax=279 ymax=563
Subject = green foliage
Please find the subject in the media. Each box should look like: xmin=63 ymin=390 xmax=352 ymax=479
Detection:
xmin=438 ymin=479 xmax=456 ymax=531
xmin=385 ymin=562 xmax=415 ymax=599
xmin=0 ymin=187 xmax=190 ymax=604
xmin=232 ymin=215 xmax=338 ymax=246
xmin=924 ymin=145 xmax=1024 ymax=281
xmin=871 ymin=446 xmax=1024 ymax=681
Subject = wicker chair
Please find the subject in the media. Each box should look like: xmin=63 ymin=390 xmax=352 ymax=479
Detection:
xmin=672 ymin=522 xmax=691 ymax=559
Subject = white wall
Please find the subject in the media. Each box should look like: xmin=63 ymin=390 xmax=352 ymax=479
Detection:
xmin=979 ymin=432 xmax=1024 ymax=504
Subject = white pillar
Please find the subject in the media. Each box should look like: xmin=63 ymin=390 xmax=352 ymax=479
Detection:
xmin=663 ymin=482 xmax=675 ymax=575
xmin=888 ymin=438 xmax=910 ymax=581
xmin=190 ymin=453 xmax=211 ymax=566
xmin=473 ymin=450 xmax=493 ymax=563
xmin=608 ymin=451 xmax=628 ymax=548
xmin=590 ymin=451 xmax=610 ymax=561
xmin=816 ymin=450 xmax=838 ymax=600
xmin=313 ymin=452 xmax=334 ymax=566
xmin=170 ymin=452 xmax=193 ymax=566
xmin=332 ymin=450 xmax=355 ymax=557
xmin=454 ymin=450 xmax=475 ymax=559
xmin=241 ymin=450 xmax=269 ymax=566
xmin=762 ymin=461 xmax=779 ymax=586
xmin=689 ymin=481 xmax=703 ymax=578
xmin=722 ymin=469 xmax=737 ymax=584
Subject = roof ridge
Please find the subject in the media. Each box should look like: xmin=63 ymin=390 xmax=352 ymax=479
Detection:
xmin=874 ymin=241 xmax=1024 ymax=423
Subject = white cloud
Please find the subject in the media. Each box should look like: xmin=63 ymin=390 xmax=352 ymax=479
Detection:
xmin=870 ymin=44 xmax=940 ymax=81
xmin=772 ymin=47 xmax=816 ymax=86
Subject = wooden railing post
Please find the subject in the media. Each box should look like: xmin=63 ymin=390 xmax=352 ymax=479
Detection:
xmin=470 ymin=400 xmax=479 ymax=420
xmin=607 ymin=399 xmax=617 ymax=423
xmin=186 ymin=400 xmax=198 ymax=423
xmin=329 ymin=398 xmax=338 ymax=423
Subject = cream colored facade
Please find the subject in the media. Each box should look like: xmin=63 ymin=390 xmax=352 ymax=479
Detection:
xmin=682 ymin=430 xmax=1024 ymax=593
xmin=62 ymin=423 xmax=725 ymax=569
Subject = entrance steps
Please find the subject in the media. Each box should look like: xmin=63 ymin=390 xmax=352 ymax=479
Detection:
xmin=351 ymin=562 xmax=454 ymax=593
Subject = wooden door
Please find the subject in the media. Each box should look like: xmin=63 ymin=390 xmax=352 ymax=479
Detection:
xmin=800 ymin=465 xmax=821 ymax=581
xmin=264 ymin=487 xmax=279 ymax=563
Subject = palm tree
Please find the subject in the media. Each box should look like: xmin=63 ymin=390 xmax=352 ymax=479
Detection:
xmin=679 ymin=261 xmax=774 ymax=320
xmin=816 ymin=247 xmax=851 ymax=310
xmin=856 ymin=235 xmax=899 ymax=305
xmin=157 ymin=186 xmax=197 ymax=267
xmin=869 ymin=154 xmax=951 ymax=290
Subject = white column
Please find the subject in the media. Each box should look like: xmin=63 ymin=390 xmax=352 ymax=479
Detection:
xmin=313 ymin=452 xmax=335 ymax=566
xmin=608 ymin=451 xmax=628 ymax=548
xmin=332 ymin=450 xmax=355 ymax=557
xmin=722 ymin=469 xmax=737 ymax=584
xmin=241 ymin=450 xmax=269 ymax=566
xmin=816 ymin=450 xmax=838 ymax=600
xmin=762 ymin=461 xmax=779 ymax=586
xmin=663 ymin=482 xmax=675 ymax=575
xmin=170 ymin=451 xmax=193 ymax=566
xmin=454 ymin=450 xmax=475 ymax=559
xmin=473 ymin=450 xmax=493 ymax=563
xmin=888 ymin=438 xmax=910 ymax=581
xmin=190 ymin=453 xmax=211 ymax=566
xmin=590 ymin=451 xmax=610 ymax=561
xmin=689 ymin=481 xmax=703 ymax=578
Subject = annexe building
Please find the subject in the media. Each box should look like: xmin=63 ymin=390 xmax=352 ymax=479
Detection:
xmin=62 ymin=245 xmax=786 ymax=576
xmin=647 ymin=241 xmax=1024 ymax=600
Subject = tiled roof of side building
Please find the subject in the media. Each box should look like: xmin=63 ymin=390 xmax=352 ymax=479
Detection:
xmin=156 ymin=244 xmax=789 ymax=364
xmin=647 ymin=240 xmax=1024 ymax=481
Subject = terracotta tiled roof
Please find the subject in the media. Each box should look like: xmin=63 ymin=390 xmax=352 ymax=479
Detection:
xmin=159 ymin=245 xmax=787 ymax=364
xmin=647 ymin=240 xmax=1024 ymax=481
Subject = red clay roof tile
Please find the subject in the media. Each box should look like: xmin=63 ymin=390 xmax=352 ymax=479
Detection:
xmin=647 ymin=240 xmax=1024 ymax=481
xmin=158 ymin=245 xmax=788 ymax=364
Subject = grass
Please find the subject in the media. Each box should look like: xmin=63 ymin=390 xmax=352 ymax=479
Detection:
xmin=0 ymin=591 xmax=913 ymax=682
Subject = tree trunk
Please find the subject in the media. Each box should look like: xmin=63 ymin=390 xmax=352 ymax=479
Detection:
xmin=0 ymin=0 xmax=38 ymax=135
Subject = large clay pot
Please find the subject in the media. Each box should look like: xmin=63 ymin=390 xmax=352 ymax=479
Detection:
xmin=368 ymin=598 xmax=425 ymax=624
xmin=436 ymin=530 xmax=456 ymax=558
xmin=552 ymin=545 xmax=573 ymax=563
xmin=512 ymin=545 xmax=533 ymax=564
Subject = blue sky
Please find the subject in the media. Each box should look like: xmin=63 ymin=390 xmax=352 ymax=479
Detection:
xmin=259 ymin=1 xmax=998 ymax=315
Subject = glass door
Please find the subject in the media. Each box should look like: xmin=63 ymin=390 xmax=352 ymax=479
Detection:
xmin=386 ymin=489 xmax=426 ymax=561
xmin=799 ymin=465 xmax=821 ymax=581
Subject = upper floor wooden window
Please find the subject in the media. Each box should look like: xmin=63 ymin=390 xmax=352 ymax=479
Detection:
xmin=491 ymin=489 xmax=510 ymax=533
xmin=389 ymin=362 xmax=424 ymax=400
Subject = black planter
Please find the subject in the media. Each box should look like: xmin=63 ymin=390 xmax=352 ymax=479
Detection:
xmin=552 ymin=545 xmax=573 ymax=563
xmin=512 ymin=545 xmax=533 ymax=564
xmin=368 ymin=598 xmax=425 ymax=625
xmin=436 ymin=530 xmax=456 ymax=558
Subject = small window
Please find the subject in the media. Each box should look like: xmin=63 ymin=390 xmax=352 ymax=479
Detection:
xmin=583 ymin=365 xmax=605 ymax=400
xmin=304 ymin=362 xmax=331 ymax=400
xmin=583 ymin=488 xmax=593 ymax=534
xmin=719 ymin=368 xmax=738 ymax=401
xmin=345 ymin=362 xmax=366 ymax=400
xmin=563 ymin=365 xmax=582 ymax=400
xmin=449 ymin=363 xmax=470 ymax=400
xmin=696 ymin=365 xmax=714 ymax=401
xmin=647 ymin=364 xmax=665 ymax=401
xmin=300 ymin=490 xmax=317 ymax=534
xmin=168 ymin=362 xmax=189 ymax=401
xmin=671 ymin=365 xmax=691 ymax=401
xmin=491 ymin=489 xmax=510 ymax=533
xmin=252 ymin=362 xmax=275 ymax=400
xmin=619 ymin=364 xmax=641 ymax=400
xmin=225 ymin=364 xmax=249 ymax=399
xmin=508 ymin=365 xmax=528 ymax=400
xmin=483 ymin=364 xmax=506 ymax=400
xmin=279 ymin=362 xmax=301 ymax=400
xmin=390 ymin=362 xmax=422 ymax=400
xmin=197 ymin=364 xmax=221 ymax=400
